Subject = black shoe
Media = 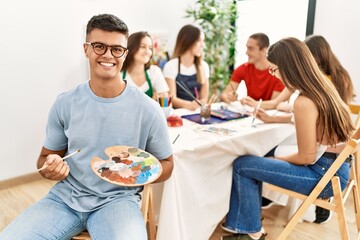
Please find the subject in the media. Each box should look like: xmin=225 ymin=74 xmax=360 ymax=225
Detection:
xmin=314 ymin=206 xmax=332 ymax=224
xmin=261 ymin=197 xmax=274 ymax=209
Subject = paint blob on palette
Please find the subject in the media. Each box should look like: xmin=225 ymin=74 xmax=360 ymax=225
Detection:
xmin=91 ymin=146 xmax=162 ymax=186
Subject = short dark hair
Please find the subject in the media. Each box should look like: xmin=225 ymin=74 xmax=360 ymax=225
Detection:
xmin=249 ymin=33 xmax=269 ymax=50
xmin=86 ymin=14 xmax=128 ymax=40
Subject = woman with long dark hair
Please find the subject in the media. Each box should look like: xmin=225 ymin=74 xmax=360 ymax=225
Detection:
xmin=121 ymin=31 xmax=169 ymax=100
xmin=163 ymin=25 xmax=209 ymax=110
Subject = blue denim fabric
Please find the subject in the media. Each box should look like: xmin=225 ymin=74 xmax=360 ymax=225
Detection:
xmin=0 ymin=192 xmax=147 ymax=240
xmin=224 ymin=155 xmax=350 ymax=234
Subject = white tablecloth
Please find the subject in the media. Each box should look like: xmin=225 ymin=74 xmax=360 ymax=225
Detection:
xmin=155 ymin=107 xmax=295 ymax=240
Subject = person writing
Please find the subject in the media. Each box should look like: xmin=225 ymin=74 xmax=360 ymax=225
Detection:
xmin=221 ymin=33 xmax=285 ymax=103
xmin=222 ymin=37 xmax=354 ymax=240
xmin=121 ymin=31 xmax=169 ymax=100
xmin=163 ymin=24 xmax=209 ymax=110
xmin=0 ymin=14 xmax=173 ymax=240
xmin=252 ymin=35 xmax=356 ymax=223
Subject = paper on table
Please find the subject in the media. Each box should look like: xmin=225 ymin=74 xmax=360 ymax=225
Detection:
xmin=236 ymin=80 xmax=247 ymax=100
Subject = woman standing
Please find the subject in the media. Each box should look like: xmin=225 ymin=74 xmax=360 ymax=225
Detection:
xmin=121 ymin=31 xmax=169 ymax=100
xmin=222 ymin=38 xmax=354 ymax=240
xmin=163 ymin=25 xmax=209 ymax=110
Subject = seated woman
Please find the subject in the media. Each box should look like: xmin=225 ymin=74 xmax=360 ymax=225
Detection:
xmin=121 ymin=31 xmax=169 ymax=100
xmin=163 ymin=25 xmax=209 ymax=110
xmin=256 ymin=35 xmax=356 ymax=221
xmin=222 ymin=37 xmax=355 ymax=240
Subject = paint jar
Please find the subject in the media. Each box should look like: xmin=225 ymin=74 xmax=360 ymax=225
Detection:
xmin=200 ymin=103 xmax=211 ymax=123
xmin=158 ymin=97 xmax=172 ymax=107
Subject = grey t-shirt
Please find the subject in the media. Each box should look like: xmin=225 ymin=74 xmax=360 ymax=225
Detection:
xmin=45 ymin=81 xmax=172 ymax=212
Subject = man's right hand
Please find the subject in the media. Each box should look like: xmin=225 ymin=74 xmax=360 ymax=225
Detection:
xmin=221 ymin=91 xmax=238 ymax=103
xmin=39 ymin=154 xmax=70 ymax=181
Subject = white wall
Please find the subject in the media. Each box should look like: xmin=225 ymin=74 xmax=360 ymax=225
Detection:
xmin=1 ymin=0 xmax=359 ymax=181
xmin=0 ymin=0 xmax=195 ymax=181
xmin=235 ymin=0 xmax=309 ymax=67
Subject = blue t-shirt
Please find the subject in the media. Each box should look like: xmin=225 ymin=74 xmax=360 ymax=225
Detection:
xmin=45 ymin=81 xmax=172 ymax=212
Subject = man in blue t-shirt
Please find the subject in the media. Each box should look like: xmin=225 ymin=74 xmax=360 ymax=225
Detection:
xmin=0 ymin=14 xmax=173 ymax=240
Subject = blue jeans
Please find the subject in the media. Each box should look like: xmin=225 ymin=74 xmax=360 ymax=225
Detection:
xmin=224 ymin=155 xmax=350 ymax=234
xmin=0 ymin=192 xmax=147 ymax=240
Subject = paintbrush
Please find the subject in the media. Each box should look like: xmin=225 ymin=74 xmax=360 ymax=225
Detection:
xmin=176 ymin=81 xmax=202 ymax=106
xmin=172 ymin=134 xmax=180 ymax=144
xmin=229 ymin=82 xmax=238 ymax=97
xmin=251 ymin=99 xmax=262 ymax=127
xmin=38 ymin=149 xmax=81 ymax=172
xmin=208 ymin=93 xmax=217 ymax=104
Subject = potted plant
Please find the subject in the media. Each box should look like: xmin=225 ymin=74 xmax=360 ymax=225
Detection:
xmin=185 ymin=0 xmax=238 ymax=94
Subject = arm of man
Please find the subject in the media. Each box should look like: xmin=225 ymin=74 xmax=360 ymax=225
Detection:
xmin=244 ymin=88 xmax=292 ymax=110
xmin=37 ymin=146 xmax=70 ymax=181
xmin=270 ymin=90 xmax=282 ymax=99
xmin=276 ymin=96 xmax=318 ymax=165
xmin=154 ymin=155 xmax=174 ymax=183
xmin=221 ymin=81 xmax=239 ymax=103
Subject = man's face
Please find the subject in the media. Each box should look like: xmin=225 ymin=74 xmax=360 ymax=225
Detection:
xmin=245 ymin=38 xmax=265 ymax=64
xmin=84 ymin=28 xmax=128 ymax=81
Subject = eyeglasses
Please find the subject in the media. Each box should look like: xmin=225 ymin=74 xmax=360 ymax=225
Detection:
xmin=268 ymin=66 xmax=278 ymax=76
xmin=85 ymin=42 xmax=127 ymax=58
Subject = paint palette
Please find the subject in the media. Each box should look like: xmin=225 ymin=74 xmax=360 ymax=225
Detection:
xmin=91 ymin=146 xmax=162 ymax=186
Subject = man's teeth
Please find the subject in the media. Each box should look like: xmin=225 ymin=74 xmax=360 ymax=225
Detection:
xmin=100 ymin=62 xmax=114 ymax=67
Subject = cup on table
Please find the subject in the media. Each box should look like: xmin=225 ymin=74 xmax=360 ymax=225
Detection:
xmin=158 ymin=97 xmax=171 ymax=107
xmin=200 ymin=103 xmax=211 ymax=123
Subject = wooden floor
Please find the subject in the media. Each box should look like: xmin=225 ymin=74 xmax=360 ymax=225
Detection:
xmin=0 ymin=177 xmax=358 ymax=239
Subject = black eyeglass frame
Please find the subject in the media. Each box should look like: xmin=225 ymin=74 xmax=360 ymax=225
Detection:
xmin=268 ymin=66 xmax=279 ymax=76
xmin=85 ymin=42 xmax=128 ymax=58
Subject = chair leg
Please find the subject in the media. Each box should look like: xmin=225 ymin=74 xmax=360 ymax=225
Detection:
xmin=355 ymin=152 xmax=360 ymax=199
xmin=276 ymin=196 xmax=316 ymax=240
xmin=332 ymin=177 xmax=349 ymax=240
xmin=142 ymin=185 xmax=150 ymax=222
xmin=147 ymin=186 xmax=156 ymax=240
xmin=353 ymin=184 xmax=360 ymax=234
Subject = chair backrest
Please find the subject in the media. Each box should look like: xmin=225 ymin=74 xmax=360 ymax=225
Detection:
xmin=349 ymin=103 xmax=360 ymax=129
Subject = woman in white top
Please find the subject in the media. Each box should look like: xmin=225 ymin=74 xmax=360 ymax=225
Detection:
xmin=121 ymin=31 xmax=169 ymax=100
xmin=163 ymin=24 xmax=210 ymax=110
xmin=222 ymin=38 xmax=354 ymax=239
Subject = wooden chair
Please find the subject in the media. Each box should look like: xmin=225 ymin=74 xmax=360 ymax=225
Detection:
xmin=349 ymin=103 xmax=360 ymax=129
xmin=72 ymin=184 xmax=156 ymax=240
xmin=141 ymin=183 xmax=156 ymax=240
xmin=350 ymin=103 xmax=360 ymax=188
xmin=266 ymin=128 xmax=360 ymax=240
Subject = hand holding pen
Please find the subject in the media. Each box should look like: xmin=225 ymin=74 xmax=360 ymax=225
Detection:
xmin=251 ymin=99 xmax=262 ymax=127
